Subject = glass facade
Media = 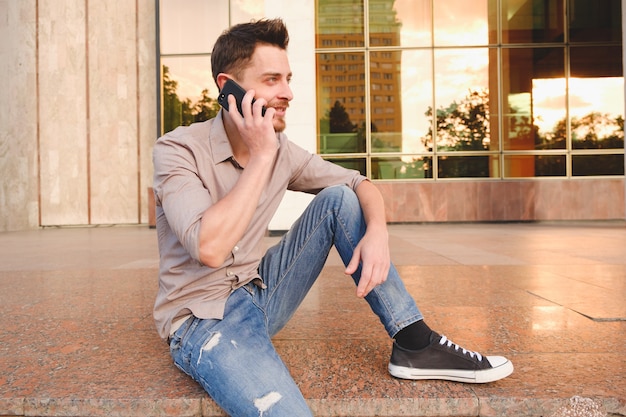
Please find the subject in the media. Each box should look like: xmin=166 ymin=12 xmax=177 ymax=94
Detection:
xmin=315 ymin=0 xmax=625 ymax=179
xmin=157 ymin=0 xmax=264 ymax=134
xmin=157 ymin=0 xmax=624 ymax=181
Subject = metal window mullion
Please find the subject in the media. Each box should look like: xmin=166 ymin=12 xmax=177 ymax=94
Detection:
xmin=497 ymin=46 xmax=504 ymax=179
xmin=155 ymin=0 xmax=162 ymax=137
xmin=363 ymin=0 xmax=372 ymax=178
xmin=496 ymin=0 xmax=504 ymax=179
xmin=565 ymin=46 xmax=573 ymax=178
xmin=430 ymin=0 xmax=438 ymax=180
xmin=563 ymin=0 xmax=573 ymax=179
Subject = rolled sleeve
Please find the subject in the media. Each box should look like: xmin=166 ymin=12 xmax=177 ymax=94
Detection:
xmin=153 ymin=134 xmax=210 ymax=262
xmin=286 ymin=143 xmax=367 ymax=194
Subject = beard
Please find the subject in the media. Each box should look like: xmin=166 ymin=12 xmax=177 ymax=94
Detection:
xmin=268 ymin=99 xmax=289 ymax=133
xmin=273 ymin=117 xmax=287 ymax=132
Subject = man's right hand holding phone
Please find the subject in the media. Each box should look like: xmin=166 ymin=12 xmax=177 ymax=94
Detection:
xmin=223 ymin=83 xmax=277 ymax=164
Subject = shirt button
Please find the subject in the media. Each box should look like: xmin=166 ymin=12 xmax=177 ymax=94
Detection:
xmin=233 ymin=246 xmax=239 ymax=252
xmin=227 ymin=270 xmax=234 ymax=277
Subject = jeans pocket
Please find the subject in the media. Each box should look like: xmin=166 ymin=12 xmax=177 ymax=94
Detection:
xmin=169 ymin=316 xmax=196 ymax=376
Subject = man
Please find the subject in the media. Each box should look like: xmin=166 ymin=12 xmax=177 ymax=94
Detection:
xmin=153 ymin=18 xmax=513 ymax=417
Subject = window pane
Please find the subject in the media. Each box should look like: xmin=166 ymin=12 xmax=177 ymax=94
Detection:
xmin=161 ymin=56 xmax=216 ymax=133
xmin=569 ymin=0 xmax=622 ymax=43
xmin=487 ymin=48 xmax=501 ymax=152
xmin=570 ymin=46 xmax=624 ymax=151
xmin=370 ymin=50 xmax=433 ymax=154
xmin=370 ymin=0 xmax=431 ymax=47
xmin=437 ymin=155 xmax=493 ymax=178
xmin=159 ymin=0 xmax=228 ymax=54
xmin=324 ymin=158 xmax=367 ymax=176
xmin=433 ymin=48 xmax=491 ymax=152
xmin=316 ymin=0 xmax=365 ymax=48
xmin=434 ymin=0 xmax=489 ymax=46
xmin=572 ymin=154 xmax=625 ymax=176
xmin=571 ymin=46 xmax=622 ymax=78
xmin=372 ymin=156 xmax=433 ymax=179
xmin=317 ymin=52 xmax=366 ymax=154
xmin=501 ymin=47 xmax=565 ymax=151
xmin=488 ymin=0 xmax=498 ymax=44
xmin=504 ymin=154 xmax=566 ymax=177
xmin=501 ymin=0 xmax=564 ymax=44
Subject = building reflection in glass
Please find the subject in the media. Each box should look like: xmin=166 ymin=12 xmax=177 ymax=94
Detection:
xmin=315 ymin=0 xmax=623 ymax=179
xmin=156 ymin=0 xmax=623 ymax=179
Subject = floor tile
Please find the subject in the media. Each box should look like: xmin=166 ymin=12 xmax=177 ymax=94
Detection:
xmin=1 ymin=222 xmax=625 ymax=416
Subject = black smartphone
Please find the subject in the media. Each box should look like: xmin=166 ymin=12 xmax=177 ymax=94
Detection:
xmin=217 ymin=79 xmax=266 ymax=116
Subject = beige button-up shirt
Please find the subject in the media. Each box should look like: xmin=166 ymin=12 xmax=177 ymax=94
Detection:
xmin=152 ymin=112 xmax=366 ymax=339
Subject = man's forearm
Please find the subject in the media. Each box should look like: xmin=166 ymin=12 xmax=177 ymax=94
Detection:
xmin=197 ymin=155 xmax=274 ymax=267
xmin=355 ymin=180 xmax=388 ymax=233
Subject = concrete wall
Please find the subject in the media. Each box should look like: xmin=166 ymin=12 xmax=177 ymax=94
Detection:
xmin=377 ymin=178 xmax=625 ymax=223
xmin=1 ymin=0 xmax=39 ymax=230
xmin=0 ymin=0 xmax=156 ymax=230
xmin=267 ymin=0 xmax=317 ymax=229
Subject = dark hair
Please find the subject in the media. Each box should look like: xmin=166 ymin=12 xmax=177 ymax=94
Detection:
xmin=211 ymin=18 xmax=289 ymax=89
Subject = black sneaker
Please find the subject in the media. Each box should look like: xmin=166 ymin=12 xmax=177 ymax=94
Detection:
xmin=388 ymin=332 xmax=513 ymax=383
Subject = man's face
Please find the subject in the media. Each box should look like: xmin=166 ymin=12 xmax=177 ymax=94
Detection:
xmin=238 ymin=44 xmax=293 ymax=133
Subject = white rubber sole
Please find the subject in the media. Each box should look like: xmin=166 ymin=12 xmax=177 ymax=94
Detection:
xmin=388 ymin=355 xmax=514 ymax=384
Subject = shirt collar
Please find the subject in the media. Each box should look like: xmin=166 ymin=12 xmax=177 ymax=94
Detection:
xmin=209 ymin=109 xmax=283 ymax=166
xmin=210 ymin=111 xmax=235 ymax=165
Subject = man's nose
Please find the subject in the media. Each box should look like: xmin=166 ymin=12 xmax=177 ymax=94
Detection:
xmin=279 ymin=80 xmax=293 ymax=101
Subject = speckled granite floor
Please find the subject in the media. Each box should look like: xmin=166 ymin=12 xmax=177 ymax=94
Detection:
xmin=0 ymin=222 xmax=624 ymax=417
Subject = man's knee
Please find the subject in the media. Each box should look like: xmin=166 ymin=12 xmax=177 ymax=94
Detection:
xmin=312 ymin=185 xmax=362 ymax=222
xmin=317 ymin=184 xmax=358 ymax=205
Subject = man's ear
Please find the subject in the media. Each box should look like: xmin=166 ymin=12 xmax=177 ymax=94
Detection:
xmin=216 ymin=74 xmax=230 ymax=91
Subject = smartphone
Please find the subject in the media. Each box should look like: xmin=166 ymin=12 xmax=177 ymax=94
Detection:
xmin=217 ymin=79 xmax=267 ymax=116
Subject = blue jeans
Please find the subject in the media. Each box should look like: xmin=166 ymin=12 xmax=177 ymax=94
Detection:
xmin=169 ymin=186 xmax=423 ymax=416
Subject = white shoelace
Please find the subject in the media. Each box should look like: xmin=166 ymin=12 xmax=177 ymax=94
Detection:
xmin=439 ymin=335 xmax=483 ymax=361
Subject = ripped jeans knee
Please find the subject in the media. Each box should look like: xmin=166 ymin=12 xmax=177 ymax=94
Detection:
xmin=169 ymin=288 xmax=313 ymax=417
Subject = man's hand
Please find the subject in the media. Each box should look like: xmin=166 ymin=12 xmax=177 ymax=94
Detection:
xmin=227 ymin=89 xmax=277 ymax=160
xmin=345 ymin=225 xmax=390 ymax=298
xmin=345 ymin=180 xmax=391 ymax=297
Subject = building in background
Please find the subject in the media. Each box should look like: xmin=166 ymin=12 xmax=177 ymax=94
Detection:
xmin=1 ymin=0 xmax=625 ymax=232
